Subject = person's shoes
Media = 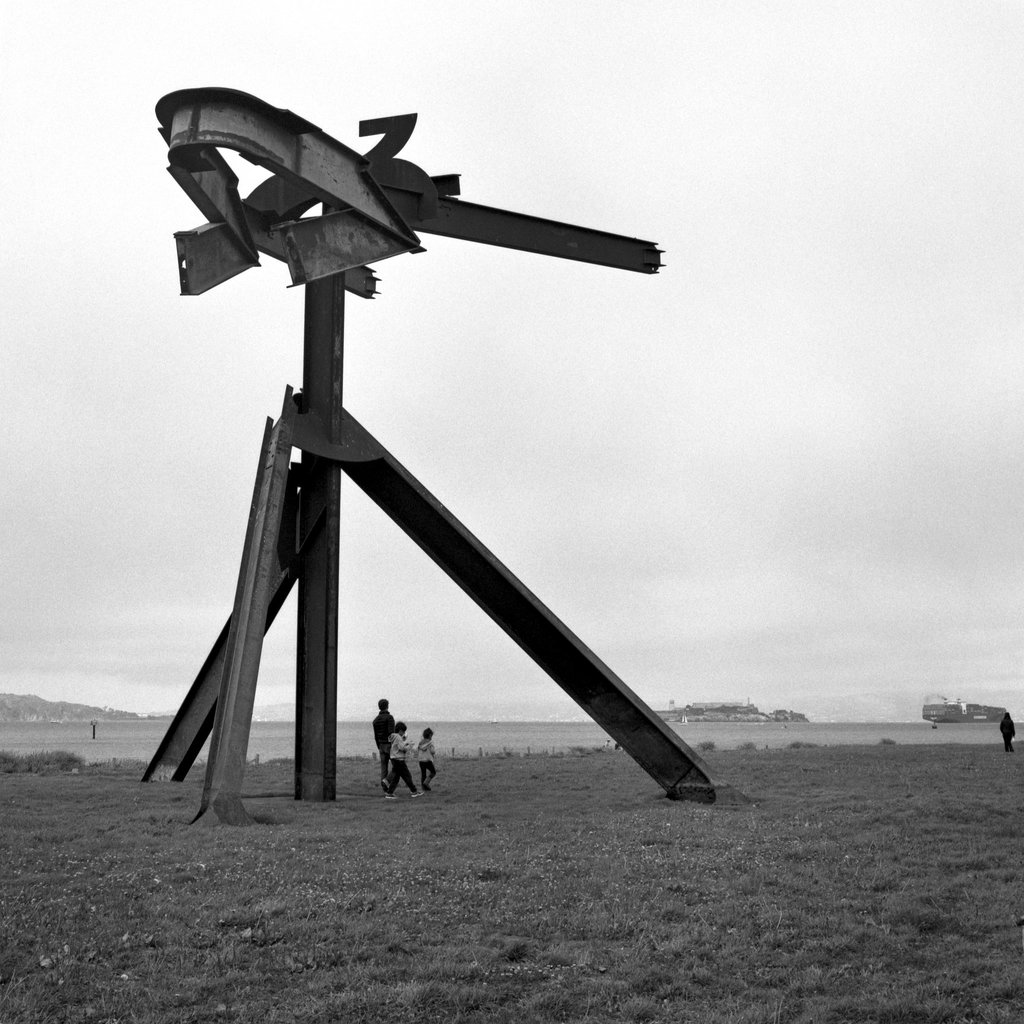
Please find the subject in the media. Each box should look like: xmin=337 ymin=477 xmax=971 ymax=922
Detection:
xmin=384 ymin=794 xmax=397 ymax=800
xmin=381 ymin=779 xmax=388 ymax=792
xmin=411 ymin=791 xmax=423 ymax=798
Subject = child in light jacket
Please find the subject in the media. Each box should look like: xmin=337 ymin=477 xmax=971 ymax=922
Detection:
xmin=384 ymin=722 xmax=421 ymax=798
xmin=417 ymin=727 xmax=437 ymax=791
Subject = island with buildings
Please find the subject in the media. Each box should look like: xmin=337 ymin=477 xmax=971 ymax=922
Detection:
xmin=655 ymin=700 xmax=808 ymax=723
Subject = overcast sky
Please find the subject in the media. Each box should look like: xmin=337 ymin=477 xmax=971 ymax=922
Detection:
xmin=3 ymin=1 xmax=1023 ymax=722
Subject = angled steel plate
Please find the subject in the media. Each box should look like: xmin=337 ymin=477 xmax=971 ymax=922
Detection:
xmin=157 ymin=88 xmax=419 ymax=259
xmin=175 ymin=223 xmax=258 ymax=295
xmin=277 ymin=209 xmax=415 ymax=286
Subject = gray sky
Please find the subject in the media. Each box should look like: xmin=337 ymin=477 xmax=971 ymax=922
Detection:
xmin=3 ymin=1 xmax=1023 ymax=722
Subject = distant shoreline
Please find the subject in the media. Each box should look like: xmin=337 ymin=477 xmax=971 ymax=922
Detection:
xmin=1 ymin=714 xmax=942 ymax=725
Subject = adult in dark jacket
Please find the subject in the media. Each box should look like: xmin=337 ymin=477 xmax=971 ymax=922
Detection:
xmin=999 ymin=712 xmax=1015 ymax=753
xmin=373 ymin=699 xmax=396 ymax=789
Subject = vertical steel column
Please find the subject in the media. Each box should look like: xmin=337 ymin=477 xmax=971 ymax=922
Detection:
xmin=295 ymin=270 xmax=345 ymax=800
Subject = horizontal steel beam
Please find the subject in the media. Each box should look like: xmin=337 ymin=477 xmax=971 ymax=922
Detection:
xmin=389 ymin=193 xmax=663 ymax=274
xmin=241 ymin=173 xmax=663 ymax=276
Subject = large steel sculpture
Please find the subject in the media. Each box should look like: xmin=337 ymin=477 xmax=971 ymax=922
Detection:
xmin=144 ymin=88 xmax=743 ymax=822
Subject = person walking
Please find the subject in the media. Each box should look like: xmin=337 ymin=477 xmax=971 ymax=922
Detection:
xmin=417 ymin=727 xmax=437 ymax=791
xmin=373 ymin=699 xmax=395 ymax=791
xmin=384 ymin=722 xmax=422 ymax=799
xmin=999 ymin=712 xmax=1015 ymax=753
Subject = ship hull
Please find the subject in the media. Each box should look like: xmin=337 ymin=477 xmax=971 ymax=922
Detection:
xmin=922 ymin=702 xmax=1006 ymax=724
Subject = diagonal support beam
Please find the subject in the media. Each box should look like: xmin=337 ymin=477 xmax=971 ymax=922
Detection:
xmin=194 ymin=389 xmax=297 ymax=824
xmin=148 ymin=401 xmax=744 ymax=805
xmin=310 ymin=411 xmax=741 ymax=803
xmin=141 ymin=530 xmax=297 ymax=782
xmin=142 ymin=460 xmax=331 ymax=783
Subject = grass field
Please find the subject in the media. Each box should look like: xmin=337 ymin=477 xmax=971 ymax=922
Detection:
xmin=1 ymin=743 xmax=1021 ymax=1023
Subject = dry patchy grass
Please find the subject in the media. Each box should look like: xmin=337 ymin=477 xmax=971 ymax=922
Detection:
xmin=1 ymin=744 xmax=1022 ymax=1023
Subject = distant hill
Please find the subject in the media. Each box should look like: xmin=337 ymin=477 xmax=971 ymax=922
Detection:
xmin=0 ymin=693 xmax=161 ymax=723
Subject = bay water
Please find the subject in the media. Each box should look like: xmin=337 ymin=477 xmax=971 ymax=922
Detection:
xmin=0 ymin=718 xmax=1008 ymax=765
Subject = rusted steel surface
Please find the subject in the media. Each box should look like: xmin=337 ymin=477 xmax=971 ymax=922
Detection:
xmin=167 ymin=146 xmax=259 ymax=266
xmin=391 ymin=192 xmax=663 ymax=274
xmin=277 ymin=208 xmax=411 ymax=285
xmin=157 ymin=88 xmax=662 ymax=293
xmin=196 ymin=389 xmax=297 ymax=824
xmin=157 ymin=88 xmax=416 ymax=242
xmin=175 ymin=223 xmax=257 ymax=295
xmin=243 ymin=178 xmax=381 ymax=298
xmin=294 ymin=276 xmax=345 ymax=802
xmin=330 ymin=412 xmax=740 ymax=804
xmin=157 ymin=88 xmax=419 ymax=291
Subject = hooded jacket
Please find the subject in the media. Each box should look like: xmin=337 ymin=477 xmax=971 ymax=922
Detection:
xmin=389 ymin=731 xmax=413 ymax=762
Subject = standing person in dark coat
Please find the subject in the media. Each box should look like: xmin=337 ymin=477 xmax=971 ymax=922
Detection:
xmin=373 ymin=699 xmax=396 ymax=790
xmin=999 ymin=712 xmax=1015 ymax=753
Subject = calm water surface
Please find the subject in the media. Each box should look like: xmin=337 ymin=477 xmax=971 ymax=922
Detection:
xmin=0 ymin=718 xmax=1007 ymax=764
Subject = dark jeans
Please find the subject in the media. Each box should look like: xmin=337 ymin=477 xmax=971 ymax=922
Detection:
xmin=378 ymin=745 xmax=391 ymax=780
xmin=387 ymin=759 xmax=417 ymax=794
xmin=420 ymin=760 xmax=436 ymax=787
xmin=1003 ymin=735 xmax=1014 ymax=752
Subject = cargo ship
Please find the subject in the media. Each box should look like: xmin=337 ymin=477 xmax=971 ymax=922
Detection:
xmin=922 ymin=698 xmax=1006 ymax=724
